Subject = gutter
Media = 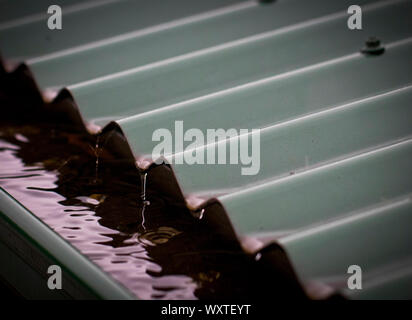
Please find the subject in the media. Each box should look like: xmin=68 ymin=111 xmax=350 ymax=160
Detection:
xmin=0 ymin=187 xmax=134 ymax=299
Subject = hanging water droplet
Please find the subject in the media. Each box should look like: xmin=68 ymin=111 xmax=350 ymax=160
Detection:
xmin=139 ymin=172 xmax=150 ymax=230
xmin=94 ymin=135 xmax=100 ymax=183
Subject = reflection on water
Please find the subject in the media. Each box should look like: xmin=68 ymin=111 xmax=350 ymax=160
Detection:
xmin=0 ymin=123 xmax=301 ymax=300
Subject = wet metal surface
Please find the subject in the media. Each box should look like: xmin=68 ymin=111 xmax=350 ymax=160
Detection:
xmin=0 ymin=122 xmax=302 ymax=299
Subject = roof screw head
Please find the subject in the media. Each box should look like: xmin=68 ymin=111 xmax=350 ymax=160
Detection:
xmin=361 ymin=36 xmax=385 ymax=56
xmin=366 ymin=37 xmax=380 ymax=48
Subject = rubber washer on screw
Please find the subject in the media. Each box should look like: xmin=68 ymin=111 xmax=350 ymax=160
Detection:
xmin=361 ymin=36 xmax=385 ymax=56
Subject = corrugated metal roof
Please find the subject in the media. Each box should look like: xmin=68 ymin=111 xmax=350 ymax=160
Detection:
xmin=1 ymin=0 xmax=412 ymax=299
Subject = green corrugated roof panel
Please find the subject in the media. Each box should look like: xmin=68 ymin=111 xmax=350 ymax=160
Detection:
xmin=3 ymin=0 xmax=378 ymax=85
xmin=35 ymin=0 xmax=412 ymax=125
xmin=136 ymin=42 xmax=412 ymax=195
xmin=1 ymin=0 xmax=246 ymax=59
xmin=1 ymin=0 xmax=412 ymax=299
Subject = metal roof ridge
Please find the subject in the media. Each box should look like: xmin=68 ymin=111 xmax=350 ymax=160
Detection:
xmin=242 ymin=193 xmax=412 ymax=252
xmin=181 ymin=134 xmax=412 ymax=199
xmin=27 ymin=1 xmax=257 ymax=64
xmin=167 ymin=84 xmax=412 ymax=159
xmin=218 ymin=137 xmax=412 ymax=202
xmin=115 ymin=36 xmax=412 ymax=127
xmin=116 ymin=53 xmax=361 ymax=125
xmin=67 ymin=12 xmax=370 ymax=90
xmin=54 ymin=0 xmax=407 ymax=90
xmin=27 ymin=0 xmax=404 ymax=67
xmin=279 ymin=193 xmax=412 ymax=244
